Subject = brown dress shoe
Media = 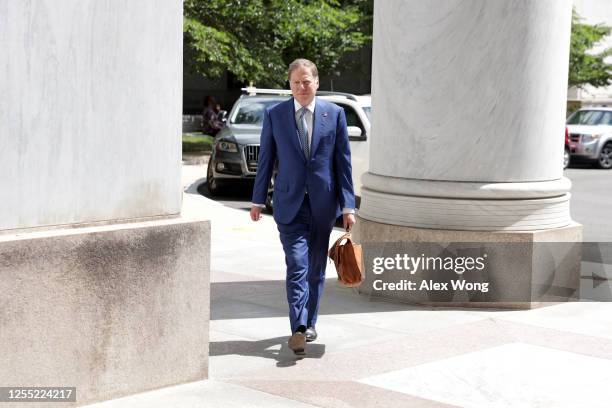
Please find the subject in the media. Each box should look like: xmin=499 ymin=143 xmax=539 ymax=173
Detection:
xmin=305 ymin=326 xmax=317 ymax=342
xmin=288 ymin=331 xmax=306 ymax=354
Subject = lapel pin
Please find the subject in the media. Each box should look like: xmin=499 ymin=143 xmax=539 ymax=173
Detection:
xmin=323 ymin=112 xmax=328 ymax=118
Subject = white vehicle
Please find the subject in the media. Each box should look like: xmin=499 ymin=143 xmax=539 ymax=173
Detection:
xmin=208 ymin=88 xmax=371 ymax=209
xmin=566 ymin=107 xmax=612 ymax=169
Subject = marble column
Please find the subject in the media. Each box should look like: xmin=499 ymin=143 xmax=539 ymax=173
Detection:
xmin=0 ymin=1 xmax=210 ymax=404
xmin=355 ymin=0 xmax=582 ymax=307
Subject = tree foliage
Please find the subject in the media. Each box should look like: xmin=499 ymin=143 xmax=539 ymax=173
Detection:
xmin=183 ymin=0 xmax=371 ymax=87
xmin=569 ymin=10 xmax=612 ymax=89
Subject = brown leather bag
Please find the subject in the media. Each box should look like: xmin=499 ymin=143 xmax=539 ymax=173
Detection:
xmin=328 ymin=233 xmax=364 ymax=287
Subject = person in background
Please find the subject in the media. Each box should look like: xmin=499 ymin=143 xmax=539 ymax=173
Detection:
xmin=202 ymin=95 xmax=224 ymax=136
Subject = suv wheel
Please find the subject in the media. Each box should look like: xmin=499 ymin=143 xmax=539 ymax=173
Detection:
xmin=265 ymin=191 xmax=274 ymax=214
xmin=207 ymin=160 xmax=223 ymax=195
xmin=563 ymin=146 xmax=570 ymax=169
xmin=265 ymin=170 xmax=277 ymax=214
xmin=597 ymin=143 xmax=612 ymax=169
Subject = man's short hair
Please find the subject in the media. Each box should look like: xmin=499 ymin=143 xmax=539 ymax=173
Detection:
xmin=288 ymin=58 xmax=318 ymax=81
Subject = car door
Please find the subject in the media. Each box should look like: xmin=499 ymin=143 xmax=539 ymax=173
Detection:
xmin=335 ymin=102 xmax=369 ymax=198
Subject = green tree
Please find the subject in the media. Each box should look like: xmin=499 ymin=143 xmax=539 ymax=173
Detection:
xmin=569 ymin=10 xmax=612 ymax=89
xmin=183 ymin=0 xmax=371 ymax=87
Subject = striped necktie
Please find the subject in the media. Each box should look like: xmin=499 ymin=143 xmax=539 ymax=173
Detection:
xmin=297 ymin=107 xmax=310 ymax=159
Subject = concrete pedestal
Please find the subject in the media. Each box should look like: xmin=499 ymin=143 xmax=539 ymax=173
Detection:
xmin=354 ymin=217 xmax=582 ymax=309
xmin=0 ymin=218 xmax=210 ymax=406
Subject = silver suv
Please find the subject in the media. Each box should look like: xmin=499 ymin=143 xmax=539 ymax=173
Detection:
xmin=207 ymin=88 xmax=371 ymax=206
xmin=566 ymin=107 xmax=612 ymax=169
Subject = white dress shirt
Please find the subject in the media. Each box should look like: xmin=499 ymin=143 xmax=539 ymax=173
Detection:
xmin=252 ymin=97 xmax=355 ymax=215
xmin=294 ymin=98 xmax=315 ymax=153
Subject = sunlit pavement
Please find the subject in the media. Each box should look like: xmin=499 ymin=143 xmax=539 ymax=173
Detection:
xmin=84 ymin=162 xmax=612 ymax=408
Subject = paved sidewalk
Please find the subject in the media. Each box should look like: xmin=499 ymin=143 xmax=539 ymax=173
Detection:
xmin=86 ymin=163 xmax=612 ymax=408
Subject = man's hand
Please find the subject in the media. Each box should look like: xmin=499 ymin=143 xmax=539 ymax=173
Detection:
xmin=250 ymin=206 xmax=263 ymax=221
xmin=343 ymin=213 xmax=356 ymax=232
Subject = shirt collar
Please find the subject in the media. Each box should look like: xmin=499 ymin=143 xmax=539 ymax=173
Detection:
xmin=294 ymin=97 xmax=316 ymax=114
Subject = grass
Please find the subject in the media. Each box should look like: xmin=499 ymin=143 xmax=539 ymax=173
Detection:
xmin=182 ymin=133 xmax=213 ymax=153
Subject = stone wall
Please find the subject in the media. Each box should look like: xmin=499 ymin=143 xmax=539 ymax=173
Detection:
xmin=0 ymin=219 xmax=210 ymax=406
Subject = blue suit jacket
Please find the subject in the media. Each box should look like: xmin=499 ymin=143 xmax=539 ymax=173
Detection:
xmin=252 ymin=98 xmax=355 ymax=225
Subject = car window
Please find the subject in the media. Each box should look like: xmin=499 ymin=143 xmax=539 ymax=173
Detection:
xmin=334 ymin=103 xmax=366 ymax=141
xmin=567 ymin=110 xmax=612 ymax=126
xmin=362 ymin=106 xmax=371 ymax=121
xmin=231 ymin=99 xmax=284 ymax=125
xmin=336 ymin=104 xmax=363 ymax=130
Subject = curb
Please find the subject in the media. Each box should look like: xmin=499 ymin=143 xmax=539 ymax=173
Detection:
xmin=182 ymin=153 xmax=210 ymax=166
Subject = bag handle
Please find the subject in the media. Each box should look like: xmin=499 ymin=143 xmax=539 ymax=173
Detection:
xmin=334 ymin=232 xmax=353 ymax=247
xmin=329 ymin=232 xmax=353 ymax=261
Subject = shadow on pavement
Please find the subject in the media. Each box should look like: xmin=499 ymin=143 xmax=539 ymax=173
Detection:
xmin=211 ymin=279 xmax=512 ymax=322
xmin=567 ymin=163 xmax=594 ymax=169
xmin=185 ymin=177 xmax=207 ymax=195
xmin=196 ymin=180 xmax=253 ymax=200
xmin=210 ymin=336 xmax=325 ymax=367
xmin=190 ymin=178 xmax=353 ymax=223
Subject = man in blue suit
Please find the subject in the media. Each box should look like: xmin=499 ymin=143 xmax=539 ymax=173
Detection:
xmin=250 ymin=59 xmax=355 ymax=355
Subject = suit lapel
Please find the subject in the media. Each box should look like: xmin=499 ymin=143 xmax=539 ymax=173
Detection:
xmin=310 ymin=98 xmax=326 ymax=160
xmin=286 ymin=98 xmax=306 ymax=163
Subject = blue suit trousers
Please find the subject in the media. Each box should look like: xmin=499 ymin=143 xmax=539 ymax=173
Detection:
xmin=277 ymin=195 xmax=334 ymax=333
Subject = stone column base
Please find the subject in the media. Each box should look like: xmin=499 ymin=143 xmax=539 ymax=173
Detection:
xmin=353 ymin=216 xmax=583 ymax=309
xmin=0 ymin=217 xmax=210 ymax=406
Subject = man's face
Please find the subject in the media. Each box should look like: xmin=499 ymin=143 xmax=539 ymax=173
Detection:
xmin=289 ymin=66 xmax=319 ymax=107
